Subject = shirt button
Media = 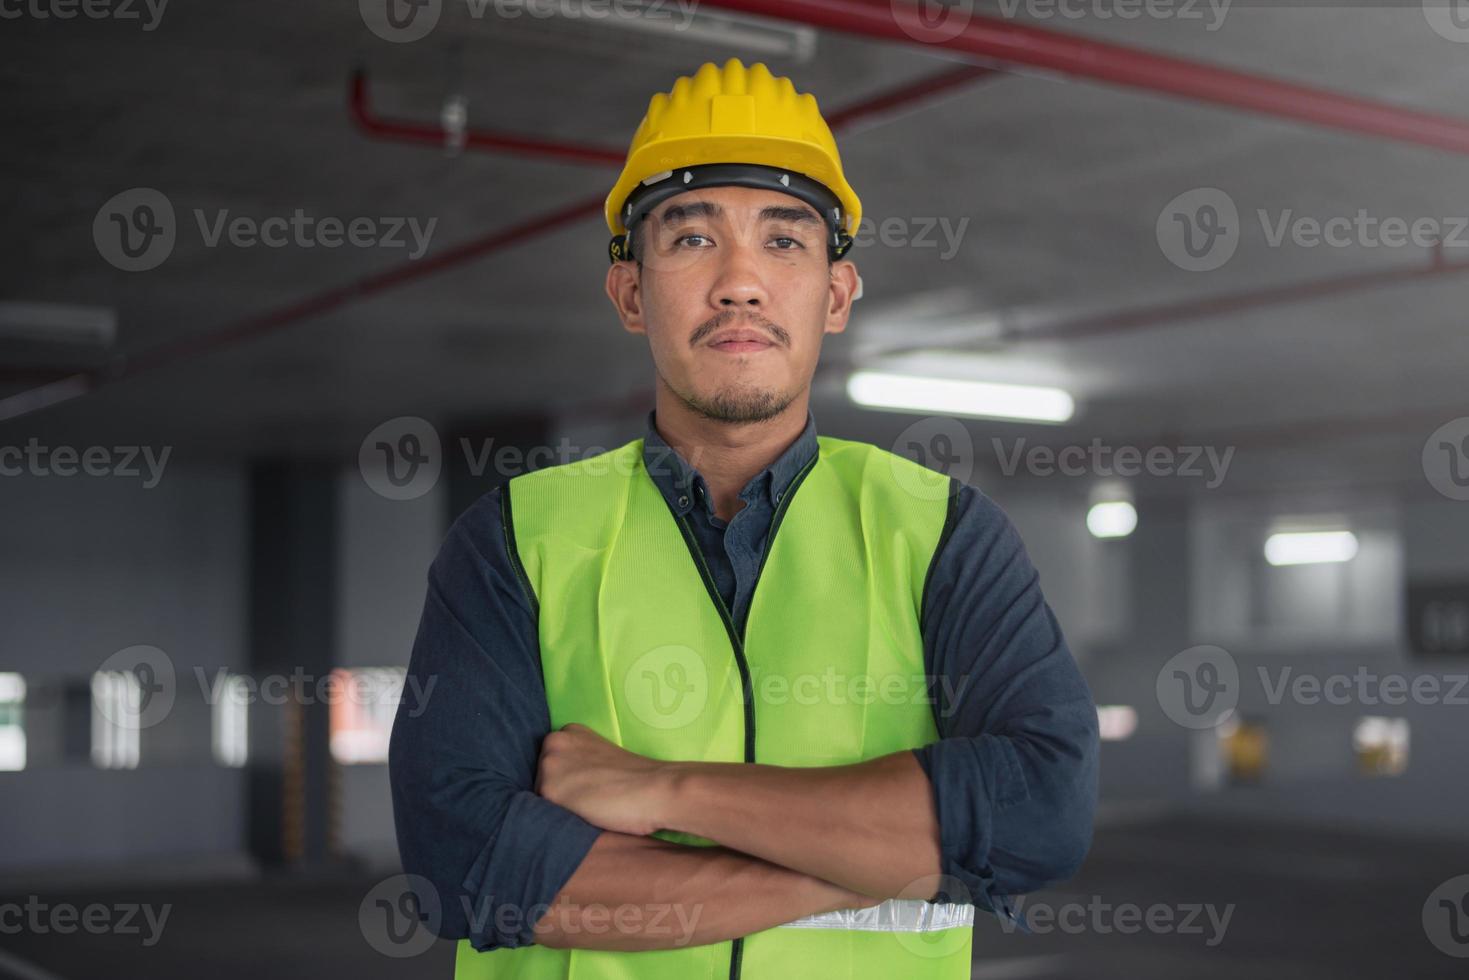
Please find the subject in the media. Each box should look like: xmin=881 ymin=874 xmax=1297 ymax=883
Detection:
xmin=677 ymin=494 xmax=690 ymax=508
xmin=776 ymin=490 xmax=784 ymax=503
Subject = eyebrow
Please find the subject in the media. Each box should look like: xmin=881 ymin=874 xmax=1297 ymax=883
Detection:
xmin=656 ymin=200 xmax=823 ymax=228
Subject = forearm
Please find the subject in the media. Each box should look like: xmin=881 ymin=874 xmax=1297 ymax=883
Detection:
xmin=534 ymin=831 xmax=877 ymax=951
xmin=657 ymin=749 xmax=943 ymax=900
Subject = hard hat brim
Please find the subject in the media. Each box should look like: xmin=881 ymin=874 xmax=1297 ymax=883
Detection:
xmin=604 ymin=134 xmax=861 ymax=239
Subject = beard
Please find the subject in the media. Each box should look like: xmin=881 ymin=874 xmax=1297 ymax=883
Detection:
xmin=654 ymin=309 xmax=803 ymax=424
xmin=665 ymin=375 xmax=797 ymax=424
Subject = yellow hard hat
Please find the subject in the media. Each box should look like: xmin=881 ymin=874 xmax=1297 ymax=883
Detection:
xmin=605 ymin=58 xmax=861 ymax=264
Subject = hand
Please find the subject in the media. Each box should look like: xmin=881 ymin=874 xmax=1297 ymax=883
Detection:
xmin=536 ymin=723 xmax=674 ymax=837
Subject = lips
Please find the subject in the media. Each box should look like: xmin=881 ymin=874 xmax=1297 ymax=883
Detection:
xmin=707 ymin=328 xmax=775 ymax=353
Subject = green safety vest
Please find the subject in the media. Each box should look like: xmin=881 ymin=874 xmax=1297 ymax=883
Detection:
xmin=456 ymin=434 xmax=975 ymax=979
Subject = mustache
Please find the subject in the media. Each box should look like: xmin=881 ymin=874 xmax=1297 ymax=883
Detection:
xmin=690 ymin=312 xmax=790 ymax=348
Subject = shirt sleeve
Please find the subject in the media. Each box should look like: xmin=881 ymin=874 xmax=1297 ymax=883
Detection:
xmin=388 ymin=485 xmax=604 ymax=951
xmin=911 ymin=481 xmax=1100 ymax=925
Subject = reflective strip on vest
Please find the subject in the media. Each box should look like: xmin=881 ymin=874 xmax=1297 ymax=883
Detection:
xmin=780 ymin=899 xmax=977 ymax=933
xmin=455 ymin=434 xmax=973 ymax=980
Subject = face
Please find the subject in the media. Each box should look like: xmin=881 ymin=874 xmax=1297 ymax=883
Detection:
xmin=606 ymin=185 xmax=860 ymax=424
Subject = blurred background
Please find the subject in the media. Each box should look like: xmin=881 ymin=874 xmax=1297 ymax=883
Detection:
xmin=3 ymin=1 xmax=1469 ymax=977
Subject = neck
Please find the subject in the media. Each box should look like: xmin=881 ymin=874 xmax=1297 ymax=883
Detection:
xmin=652 ymin=386 xmax=808 ymax=523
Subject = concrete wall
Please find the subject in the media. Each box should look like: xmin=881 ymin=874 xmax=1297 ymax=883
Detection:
xmin=0 ymin=463 xmax=249 ymax=871
xmin=333 ymin=468 xmax=445 ymax=865
xmin=995 ymin=474 xmax=1469 ymax=842
xmin=3 ymin=431 xmax=1465 ymax=881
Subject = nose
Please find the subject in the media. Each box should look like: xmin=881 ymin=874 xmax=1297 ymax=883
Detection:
xmin=708 ymin=239 xmax=769 ymax=311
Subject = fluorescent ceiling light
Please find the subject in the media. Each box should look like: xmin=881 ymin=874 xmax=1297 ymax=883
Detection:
xmin=0 ymin=302 xmax=116 ymax=347
xmin=0 ymin=673 xmax=25 ymax=702
xmin=846 ymin=371 xmax=1074 ymax=423
xmin=1087 ymin=501 xmax=1137 ymax=539
xmin=1097 ymin=705 xmax=1138 ymax=742
xmin=1264 ymin=530 xmax=1359 ymax=566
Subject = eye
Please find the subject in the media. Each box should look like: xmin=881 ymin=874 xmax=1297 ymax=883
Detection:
xmin=675 ymin=233 xmax=713 ymax=247
xmin=770 ymin=236 xmax=805 ymax=250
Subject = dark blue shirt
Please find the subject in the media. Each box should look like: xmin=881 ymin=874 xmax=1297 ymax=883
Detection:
xmin=389 ymin=409 xmax=1099 ymax=950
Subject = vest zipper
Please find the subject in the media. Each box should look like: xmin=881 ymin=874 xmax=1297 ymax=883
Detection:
xmin=659 ymin=450 xmax=819 ymax=980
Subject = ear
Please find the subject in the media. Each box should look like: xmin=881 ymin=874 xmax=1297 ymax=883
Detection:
xmin=606 ymin=260 xmax=646 ymax=335
xmin=823 ymin=259 xmax=860 ymax=336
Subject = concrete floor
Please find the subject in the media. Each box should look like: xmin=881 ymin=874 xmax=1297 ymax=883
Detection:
xmin=1 ymin=814 xmax=1464 ymax=979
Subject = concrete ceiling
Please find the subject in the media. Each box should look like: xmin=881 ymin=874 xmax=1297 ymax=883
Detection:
xmin=2 ymin=1 xmax=1467 ymax=500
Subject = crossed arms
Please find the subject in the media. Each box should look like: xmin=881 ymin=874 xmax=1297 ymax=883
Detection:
xmin=388 ymin=484 xmax=1099 ymax=953
xmin=529 ymin=725 xmax=942 ymax=949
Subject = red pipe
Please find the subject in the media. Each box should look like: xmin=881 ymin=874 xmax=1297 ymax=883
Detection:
xmin=824 ymin=63 xmax=999 ymax=131
xmin=829 ymin=247 xmax=1469 ymax=367
xmin=124 ymin=195 xmax=607 ymax=379
xmin=1024 ymin=248 xmax=1469 ymax=343
xmin=703 ymin=0 xmax=1469 ymax=157
xmin=348 ymin=64 xmax=997 ymax=163
xmin=0 ymin=196 xmax=606 ymax=423
xmin=0 ymin=64 xmax=1000 ymax=423
xmin=349 ymin=70 xmax=627 ymax=166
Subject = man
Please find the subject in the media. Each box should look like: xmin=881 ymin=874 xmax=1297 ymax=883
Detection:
xmin=390 ymin=58 xmax=1098 ymax=979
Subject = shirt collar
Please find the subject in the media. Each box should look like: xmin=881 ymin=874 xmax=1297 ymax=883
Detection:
xmin=641 ymin=408 xmax=819 ymax=519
